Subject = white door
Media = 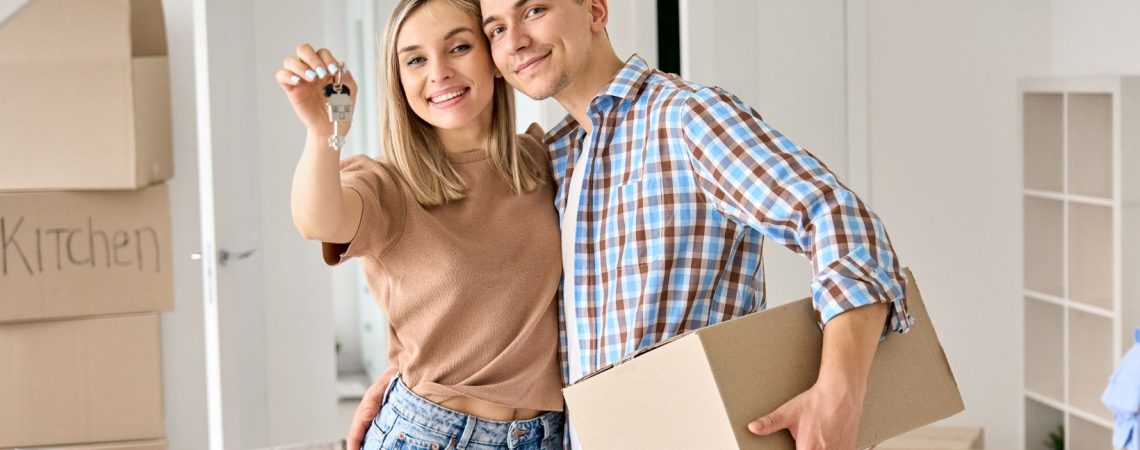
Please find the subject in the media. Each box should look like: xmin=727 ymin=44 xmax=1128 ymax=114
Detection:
xmin=166 ymin=0 xmax=340 ymax=448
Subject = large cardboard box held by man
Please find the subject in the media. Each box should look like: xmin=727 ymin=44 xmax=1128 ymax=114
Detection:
xmin=0 ymin=184 xmax=173 ymax=323
xmin=563 ymin=269 xmax=963 ymax=449
xmin=0 ymin=0 xmax=172 ymax=191
xmin=0 ymin=314 xmax=165 ymax=448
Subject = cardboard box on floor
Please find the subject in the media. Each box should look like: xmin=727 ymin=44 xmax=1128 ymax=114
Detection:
xmin=562 ymin=268 xmax=963 ymax=449
xmin=0 ymin=184 xmax=173 ymax=323
xmin=14 ymin=439 xmax=168 ymax=450
xmin=0 ymin=0 xmax=172 ymax=191
xmin=0 ymin=314 xmax=165 ymax=448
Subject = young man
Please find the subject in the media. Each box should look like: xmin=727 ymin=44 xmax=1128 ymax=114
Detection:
xmin=348 ymin=1 xmax=911 ymax=449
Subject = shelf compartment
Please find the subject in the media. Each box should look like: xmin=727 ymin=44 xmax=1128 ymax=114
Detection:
xmin=1025 ymin=297 xmax=1064 ymax=401
xmin=1024 ymin=397 xmax=1064 ymax=450
xmin=1068 ymin=309 xmax=1115 ymax=423
xmin=1067 ymin=93 xmax=1114 ymax=199
xmin=1025 ymin=197 xmax=1064 ymax=297
xmin=1069 ymin=414 xmax=1114 ymax=450
xmin=1024 ymin=93 xmax=1064 ymax=192
xmin=1068 ymin=203 xmax=1114 ymax=310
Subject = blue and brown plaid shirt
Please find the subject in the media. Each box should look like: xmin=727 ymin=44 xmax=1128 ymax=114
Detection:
xmin=548 ymin=55 xmax=912 ymax=384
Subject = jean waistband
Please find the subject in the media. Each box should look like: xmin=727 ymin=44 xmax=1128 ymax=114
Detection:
xmin=381 ymin=375 xmax=564 ymax=447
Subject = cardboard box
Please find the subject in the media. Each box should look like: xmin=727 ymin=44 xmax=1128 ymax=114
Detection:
xmin=0 ymin=0 xmax=173 ymax=191
xmin=0 ymin=184 xmax=173 ymax=323
xmin=0 ymin=314 xmax=165 ymax=448
xmin=563 ymin=269 xmax=963 ymax=449
xmin=13 ymin=439 xmax=168 ymax=450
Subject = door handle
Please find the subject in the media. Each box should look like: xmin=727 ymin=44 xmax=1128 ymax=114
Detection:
xmin=190 ymin=248 xmax=258 ymax=266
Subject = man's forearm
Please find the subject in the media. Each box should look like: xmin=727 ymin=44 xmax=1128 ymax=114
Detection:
xmin=816 ymin=303 xmax=889 ymax=396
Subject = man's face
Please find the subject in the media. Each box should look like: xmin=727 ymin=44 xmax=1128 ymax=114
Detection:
xmin=479 ymin=0 xmax=593 ymax=100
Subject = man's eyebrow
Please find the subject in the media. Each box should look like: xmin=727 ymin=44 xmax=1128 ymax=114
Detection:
xmin=482 ymin=0 xmax=532 ymax=28
xmin=398 ymin=27 xmax=473 ymax=53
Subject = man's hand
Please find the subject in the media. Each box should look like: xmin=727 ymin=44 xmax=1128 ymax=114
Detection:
xmin=346 ymin=366 xmax=398 ymax=450
xmin=748 ymin=302 xmax=888 ymax=450
xmin=747 ymin=380 xmax=864 ymax=449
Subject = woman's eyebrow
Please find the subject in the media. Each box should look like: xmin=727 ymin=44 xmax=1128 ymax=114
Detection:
xmin=399 ymin=27 xmax=475 ymax=54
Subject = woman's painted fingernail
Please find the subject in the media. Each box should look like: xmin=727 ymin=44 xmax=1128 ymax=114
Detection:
xmin=328 ymin=64 xmax=339 ymax=74
xmin=316 ymin=67 xmax=328 ymax=78
xmin=289 ymin=75 xmax=301 ymax=84
xmin=304 ymin=69 xmax=316 ymax=80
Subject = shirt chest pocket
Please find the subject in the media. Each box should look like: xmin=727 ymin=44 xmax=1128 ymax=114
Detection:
xmin=607 ymin=138 xmax=648 ymax=187
xmin=610 ymin=178 xmax=671 ymax=268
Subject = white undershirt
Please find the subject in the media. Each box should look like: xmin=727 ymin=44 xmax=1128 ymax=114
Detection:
xmin=561 ymin=137 xmax=591 ymax=450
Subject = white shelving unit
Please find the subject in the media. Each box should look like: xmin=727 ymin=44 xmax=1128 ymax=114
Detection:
xmin=1021 ymin=76 xmax=1140 ymax=450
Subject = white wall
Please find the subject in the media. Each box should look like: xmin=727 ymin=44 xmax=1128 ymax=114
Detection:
xmin=866 ymin=2 xmax=1051 ymax=449
xmin=1052 ymin=0 xmax=1140 ymax=76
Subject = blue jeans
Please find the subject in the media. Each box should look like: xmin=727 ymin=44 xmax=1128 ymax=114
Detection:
xmin=363 ymin=376 xmax=564 ymax=450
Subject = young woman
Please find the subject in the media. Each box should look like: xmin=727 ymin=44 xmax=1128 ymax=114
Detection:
xmin=276 ymin=0 xmax=564 ymax=448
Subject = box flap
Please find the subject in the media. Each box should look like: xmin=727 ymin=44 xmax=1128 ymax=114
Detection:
xmin=132 ymin=56 xmax=174 ymax=185
xmin=130 ymin=0 xmax=167 ymax=57
xmin=0 ymin=0 xmax=132 ymax=63
xmin=0 ymin=0 xmax=167 ymax=58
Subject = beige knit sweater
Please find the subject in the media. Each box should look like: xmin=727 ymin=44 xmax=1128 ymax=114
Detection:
xmin=322 ymin=129 xmax=563 ymax=411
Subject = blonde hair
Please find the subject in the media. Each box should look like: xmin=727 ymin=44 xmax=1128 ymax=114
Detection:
xmin=379 ymin=0 xmax=544 ymax=206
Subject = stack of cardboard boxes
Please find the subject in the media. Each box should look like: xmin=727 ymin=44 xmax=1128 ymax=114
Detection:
xmin=0 ymin=0 xmax=174 ymax=448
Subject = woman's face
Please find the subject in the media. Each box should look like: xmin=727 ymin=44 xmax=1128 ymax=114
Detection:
xmin=397 ymin=0 xmax=496 ymax=133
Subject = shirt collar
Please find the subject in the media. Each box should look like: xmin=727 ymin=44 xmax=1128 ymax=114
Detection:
xmin=546 ymin=54 xmax=654 ymax=146
xmin=597 ymin=54 xmax=653 ymax=103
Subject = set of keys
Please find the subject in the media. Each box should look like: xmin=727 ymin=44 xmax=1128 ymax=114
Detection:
xmin=324 ymin=62 xmax=353 ymax=152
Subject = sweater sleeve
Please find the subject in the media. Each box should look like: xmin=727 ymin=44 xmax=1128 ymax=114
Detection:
xmin=321 ymin=155 xmax=408 ymax=265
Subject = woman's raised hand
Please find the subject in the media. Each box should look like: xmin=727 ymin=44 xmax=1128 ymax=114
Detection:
xmin=276 ymin=43 xmax=359 ymax=136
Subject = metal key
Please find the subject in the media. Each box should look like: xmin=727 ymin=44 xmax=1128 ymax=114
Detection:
xmin=324 ymin=63 xmax=353 ymax=151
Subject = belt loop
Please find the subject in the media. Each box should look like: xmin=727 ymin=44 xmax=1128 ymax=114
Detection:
xmin=381 ymin=373 xmax=400 ymax=407
xmin=455 ymin=415 xmax=477 ymax=450
xmin=540 ymin=414 xmax=551 ymax=441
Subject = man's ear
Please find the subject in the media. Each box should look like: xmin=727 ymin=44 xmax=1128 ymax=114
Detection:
xmin=588 ymin=0 xmax=609 ymax=33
